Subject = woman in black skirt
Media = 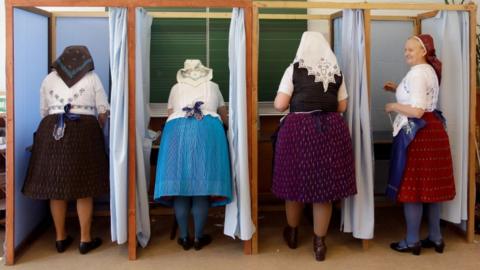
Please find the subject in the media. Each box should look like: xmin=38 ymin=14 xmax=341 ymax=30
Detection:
xmin=23 ymin=46 xmax=109 ymax=254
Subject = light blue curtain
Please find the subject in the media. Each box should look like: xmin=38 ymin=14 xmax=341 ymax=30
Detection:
xmin=224 ymin=8 xmax=255 ymax=240
xmin=108 ymin=8 xmax=129 ymax=244
xmin=135 ymin=7 xmax=152 ymax=248
xmin=422 ymin=11 xmax=469 ymax=224
xmin=339 ymin=10 xmax=374 ymax=239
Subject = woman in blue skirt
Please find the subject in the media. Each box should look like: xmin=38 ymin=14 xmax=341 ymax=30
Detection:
xmin=154 ymin=59 xmax=232 ymax=251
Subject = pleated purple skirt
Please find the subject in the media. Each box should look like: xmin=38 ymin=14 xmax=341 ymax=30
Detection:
xmin=272 ymin=112 xmax=357 ymax=203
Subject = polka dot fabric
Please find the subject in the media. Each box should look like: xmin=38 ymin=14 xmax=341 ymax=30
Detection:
xmin=272 ymin=112 xmax=357 ymax=203
xmin=397 ymin=112 xmax=456 ymax=203
xmin=23 ymin=114 xmax=109 ymax=200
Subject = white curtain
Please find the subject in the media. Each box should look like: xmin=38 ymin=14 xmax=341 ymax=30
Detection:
xmin=339 ymin=9 xmax=375 ymax=239
xmin=431 ymin=11 xmax=470 ymax=224
xmin=135 ymin=7 xmax=153 ymax=248
xmin=108 ymin=8 xmax=129 ymax=244
xmin=224 ymin=8 xmax=255 ymax=240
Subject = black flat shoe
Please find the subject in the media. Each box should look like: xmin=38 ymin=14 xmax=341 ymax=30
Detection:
xmin=193 ymin=235 xmax=212 ymax=251
xmin=56 ymin=235 xmax=73 ymax=253
xmin=177 ymin=237 xmax=193 ymax=250
xmin=79 ymin=237 xmax=102 ymax=254
xmin=390 ymin=241 xmax=421 ymax=255
xmin=420 ymin=238 xmax=445 ymax=253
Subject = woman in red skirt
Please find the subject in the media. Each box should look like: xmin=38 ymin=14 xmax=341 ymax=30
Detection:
xmin=384 ymin=34 xmax=455 ymax=255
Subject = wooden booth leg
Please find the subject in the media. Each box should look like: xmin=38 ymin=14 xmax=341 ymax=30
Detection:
xmin=362 ymin=239 xmax=370 ymax=250
xmin=244 ymin=240 xmax=252 ymax=254
xmin=127 ymin=6 xmax=137 ymax=261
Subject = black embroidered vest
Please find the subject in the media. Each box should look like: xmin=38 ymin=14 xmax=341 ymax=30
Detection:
xmin=289 ymin=62 xmax=342 ymax=112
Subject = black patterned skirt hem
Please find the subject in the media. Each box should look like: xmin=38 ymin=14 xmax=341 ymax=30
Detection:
xmin=22 ymin=114 xmax=109 ymax=200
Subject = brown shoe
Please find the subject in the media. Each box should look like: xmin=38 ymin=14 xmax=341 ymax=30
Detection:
xmin=313 ymin=236 xmax=327 ymax=261
xmin=283 ymin=226 xmax=298 ymax=249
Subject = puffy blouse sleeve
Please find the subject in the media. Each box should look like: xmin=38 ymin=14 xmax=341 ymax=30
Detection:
xmin=407 ymin=71 xmax=429 ymax=110
xmin=337 ymin=78 xmax=348 ymax=101
xmin=39 ymin=78 xmax=49 ymax=118
xmin=213 ymin=83 xmax=225 ymax=108
xmin=167 ymin=84 xmax=178 ymax=110
xmin=92 ymin=72 xmax=110 ymax=114
xmin=277 ymin=65 xmax=294 ymax=96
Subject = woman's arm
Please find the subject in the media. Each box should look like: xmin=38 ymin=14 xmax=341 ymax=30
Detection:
xmin=274 ymin=92 xmax=291 ymax=112
xmin=98 ymin=111 xmax=109 ymax=128
xmin=218 ymin=106 xmax=228 ymax=128
xmin=385 ymin=102 xmax=425 ymax=118
xmin=337 ymin=99 xmax=347 ymax=113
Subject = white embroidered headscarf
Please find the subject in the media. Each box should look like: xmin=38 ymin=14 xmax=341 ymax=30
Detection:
xmin=294 ymin=31 xmax=341 ymax=91
xmin=176 ymin=59 xmax=213 ymax=86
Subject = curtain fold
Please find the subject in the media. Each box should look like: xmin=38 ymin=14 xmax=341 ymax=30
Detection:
xmin=339 ymin=9 xmax=375 ymax=239
xmin=436 ymin=11 xmax=470 ymax=224
xmin=108 ymin=8 xmax=129 ymax=244
xmin=134 ymin=7 xmax=153 ymax=248
xmin=224 ymin=8 xmax=255 ymax=240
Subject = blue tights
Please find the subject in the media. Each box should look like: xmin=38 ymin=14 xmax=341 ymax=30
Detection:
xmin=402 ymin=202 xmax=442 ymax=247
xmin=173 ymin=196 xmax=209 ymax=239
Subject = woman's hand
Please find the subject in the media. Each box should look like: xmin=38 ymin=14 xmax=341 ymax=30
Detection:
xmin=383 ymin=81 xmax=397 ymax=92
xmin=98 ymin=111 xmax=109 ymax=128
xmin=385 ymin=103 xmax=397 ymax=113
xmin=218 ymin=106 xmax=228 ymax=129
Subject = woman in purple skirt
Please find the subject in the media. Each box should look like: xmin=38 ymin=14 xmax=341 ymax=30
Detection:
xmin=272 ymin=31 xmax=357 ymax=261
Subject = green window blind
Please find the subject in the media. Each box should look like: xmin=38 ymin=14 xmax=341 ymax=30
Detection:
xmin=150 ymin=18 xmax=207 ymax=103
xmin=149 ymin=7 xmax=306 ymax=103
xmin=258 ymin=19 xmax=306 ymax=101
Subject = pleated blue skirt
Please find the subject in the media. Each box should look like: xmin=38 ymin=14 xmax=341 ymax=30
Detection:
xmin=154 ymin=115 xmax=232 ymax=207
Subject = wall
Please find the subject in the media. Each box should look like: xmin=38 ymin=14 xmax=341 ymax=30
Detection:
xmin=12 ymin=8 xmax=49 ymax=248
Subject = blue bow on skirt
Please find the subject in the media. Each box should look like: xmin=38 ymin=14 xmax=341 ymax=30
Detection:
xmin=182 ymin=101 xmax=204 ymax=120
xmin=52 ymin=103 xmax=80 ymax=140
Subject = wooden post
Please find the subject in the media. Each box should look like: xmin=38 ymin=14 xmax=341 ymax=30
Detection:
xmin=5 ymin=0 xmax=15 ymax=265
xmin=414 ymin=18 xmax=421 ymax=35
xmin=50 ymin=15 xmax=56 ymax=64
xmin=328 ymin=16 xmax=334 ymax=49
xmin=250 ymin=5 xmax=260 ymax=255
xmin=467 ymin=5 xmax=477 ymax=243
xmin=243 ymin=5 xmax=254 ymax=255
xmin=127 ymin=6 xmax=137 ymax=260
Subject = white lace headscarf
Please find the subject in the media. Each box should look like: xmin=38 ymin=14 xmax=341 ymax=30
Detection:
xmin=293 ymin=31 xmax=341 ymax=91
xmin=176 ymin=59 xmax=213 ymax=86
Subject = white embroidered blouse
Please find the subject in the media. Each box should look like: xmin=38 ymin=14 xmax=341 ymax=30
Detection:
xmin=167 ymin=81 xmax=225 ymax=122
xmin=40 ymin=71 xmax=110 ymax=117
xmin=392 ymin=64 xmax=439 ymax=136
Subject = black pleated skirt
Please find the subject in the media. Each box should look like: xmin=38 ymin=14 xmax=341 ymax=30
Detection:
xmin=22 ymin=114 xmax=109 ymax=200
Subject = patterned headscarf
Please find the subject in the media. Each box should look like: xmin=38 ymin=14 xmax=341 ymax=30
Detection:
xmin=51 ymin=45 xmax=94 ymax=87
xmin=413 ymin=34 xmax=442 ymax=84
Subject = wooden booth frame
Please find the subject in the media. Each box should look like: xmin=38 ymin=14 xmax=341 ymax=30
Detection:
xmin=4 ymin=0 xmax=477 ymax=265
xmin=4 ymin=0 xmax=253 ymax=265
xmin=251 ymin=1 xmax=477 ymax=254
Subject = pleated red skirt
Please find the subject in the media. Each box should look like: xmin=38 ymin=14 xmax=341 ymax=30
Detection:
xmin=397 ymin=112 xmax=456 ymax=203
